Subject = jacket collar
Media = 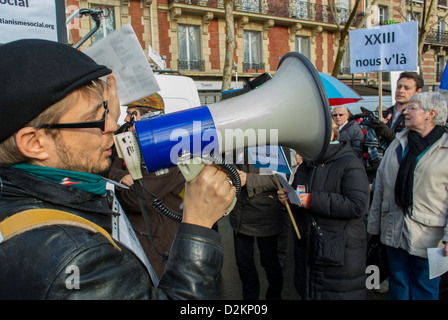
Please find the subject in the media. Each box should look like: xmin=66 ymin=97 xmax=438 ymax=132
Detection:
xmin=394 ymin=128 xmax=448 ymax=159
xmin=0 ymin=166 xmax=115 ymax=216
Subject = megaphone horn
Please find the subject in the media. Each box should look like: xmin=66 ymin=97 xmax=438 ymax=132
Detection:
xmin=134 ymin=52 xmax=332 ymax=174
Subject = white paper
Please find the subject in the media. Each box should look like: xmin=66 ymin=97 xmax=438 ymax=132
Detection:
xmin=427 ymin=247 xmax=448 ymax=279
xmin=106 ymin=182 xmax=159 ymax=286
xmin=148 ymin=45 xmax=166 ymax=70
xmin=83 ymin=24 xmax=160 ymax=105
xmin=276 ymin=173 xmax=301 ymax=206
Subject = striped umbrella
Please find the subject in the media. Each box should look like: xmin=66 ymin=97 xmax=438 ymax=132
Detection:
xmin=319 ymin=72 xmax=362 ymax=106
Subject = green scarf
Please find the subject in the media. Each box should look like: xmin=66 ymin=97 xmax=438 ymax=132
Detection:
xmin=13 ymin=163 xmax=107 ymax=196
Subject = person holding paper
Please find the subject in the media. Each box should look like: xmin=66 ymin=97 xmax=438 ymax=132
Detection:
xmin=367 ymin=92 xmax=448 ymax=300
xmin=0 ymin=39 xmax=234 ymax=299
xmin=277 ymin=120 xmax=370 ymax=300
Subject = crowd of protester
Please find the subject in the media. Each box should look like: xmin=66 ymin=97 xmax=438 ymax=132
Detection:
xmin=0 ymin=38 xmax=446 ymax=301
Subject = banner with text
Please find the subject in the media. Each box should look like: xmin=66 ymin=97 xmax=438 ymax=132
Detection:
xmin=0 ymin=0 xmax=62 ymax=43
xmin=349 ymin=21 xmax=418 ymax=73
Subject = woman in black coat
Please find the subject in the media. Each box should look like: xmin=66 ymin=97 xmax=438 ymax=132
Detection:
xmin=278 ymin=123 xmax=370 ymax=300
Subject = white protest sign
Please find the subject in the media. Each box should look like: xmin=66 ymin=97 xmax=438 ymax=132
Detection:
xmin=349 ymin=21 xmax=418 ymax=73
xmin=0 ymin=0 xmax=59 ymax=43
xmin=84 ymin=24 xmax=160 ymax=105
xmin=148 ymin=45 xmax=166 ymax=70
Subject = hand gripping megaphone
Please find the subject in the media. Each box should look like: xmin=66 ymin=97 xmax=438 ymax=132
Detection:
xmin=113 ymin=52 xmax=332 ymax=218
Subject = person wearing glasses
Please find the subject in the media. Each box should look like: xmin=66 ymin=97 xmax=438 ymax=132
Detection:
xmin=367 ymin=92 xmax=448 ymax=300
xmin=332 ymin=105 xmax=364 ymax=159
xmin=0 ymin=39 xmax=235 ymax=299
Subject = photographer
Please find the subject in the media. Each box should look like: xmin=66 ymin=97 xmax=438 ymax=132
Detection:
xmin=0 ymin=39 xmax=235 ymax=299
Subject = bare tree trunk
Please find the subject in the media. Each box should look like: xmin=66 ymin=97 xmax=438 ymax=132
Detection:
xmin=331 ymin=30 xmax=349 ymax=78
xmin=331 ymin=0 xmax=377 ymax=77
xmin=222 ymin=0 xmax=235 ymax=91
xmin=417 ymin=0 xmax=436 ymax=71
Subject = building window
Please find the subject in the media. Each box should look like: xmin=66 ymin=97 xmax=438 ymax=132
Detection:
xmin=91 ymin=5 xmax=116 ymax=42
xmin=243 ymin=31 xmax=263 ymax=71
xmin=292 ymin=0 xmax=309 ymax=19
xmin=241 ymin=0 xmax=261 ymax=13
xmin=336 ymin=0 xmax=349 ymax=24
xmin=295 ymin=36 xmax=310 ymax=59
xmin=178 ymin=24 xmax=204 ymax=71
xmin=340 ymin=50 xmax=350 ymax=75
xmin=437 ymin=55 xmax=445 ymax=82
xmin=438 ymin=20 xmax=446 ymax=42
xmin=407 ymin=11 xmax=420 ymax=22
xmin=379 ymin=6 xmax=388 ymax=24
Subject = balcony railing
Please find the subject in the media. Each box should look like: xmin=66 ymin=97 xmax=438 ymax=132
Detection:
xmin=291 ymin=2 xmax=352 ymax=25
xmin=425 ymin=29 xmax=448 ymax=45
xmin=241 ymin=0 xmax=261 ymax=13
xmin=168 ymin=0 xmax=364 ymax=26
xmin=243 ymin=61 xmax=265 ymax=71
xmin=178 ymin=59 xmax=205 ymax=71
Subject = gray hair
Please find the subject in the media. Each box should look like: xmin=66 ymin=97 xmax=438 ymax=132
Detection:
xmin=409 ymin=92 xmax=447 ymax=126
xmin=332 ymin=105 xmax=352 ymax=115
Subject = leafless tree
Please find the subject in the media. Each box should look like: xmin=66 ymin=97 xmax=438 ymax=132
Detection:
xmin=330 ymin=0 xmax=378 ymax=77
xmin=222 ymin=0 xmax=236 ymax=91
xmin=398 ymin=0 xmax=448 ymax=70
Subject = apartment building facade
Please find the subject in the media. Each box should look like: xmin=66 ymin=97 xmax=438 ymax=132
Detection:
xmin=65 ymin=0 xmax=448 ymax=103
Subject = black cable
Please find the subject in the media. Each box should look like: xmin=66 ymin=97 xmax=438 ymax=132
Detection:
xmin=208 ymin=152 xmax=241 ymax=198
xmin=132 ymin=153 xmax=242 ymax=261
xmin=147 ymin=153 xmax=241 ymax=224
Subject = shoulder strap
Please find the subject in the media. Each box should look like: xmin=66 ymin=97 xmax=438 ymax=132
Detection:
xmin=0 ymin=208 xmax=121 ymax=251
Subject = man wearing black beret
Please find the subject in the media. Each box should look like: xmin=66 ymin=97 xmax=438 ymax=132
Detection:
xmin=0 ymin=39 xmax=235 ymax=299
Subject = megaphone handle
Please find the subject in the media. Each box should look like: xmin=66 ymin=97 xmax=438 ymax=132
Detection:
xmin=177 ymin=157 xmax=236 ymax=216
xmin=273 ymin=174 xmax=301 ymax=240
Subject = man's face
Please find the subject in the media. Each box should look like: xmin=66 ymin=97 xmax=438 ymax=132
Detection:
xmin=395 ymin=77 xmax=420 ymax=108
xmin=50 ymin=92 xmax=117 ymax=175
xmin=332 ymin=107 xmax=349 ymax=127
xmin=124 ymin=107 xmax=141 ymax=133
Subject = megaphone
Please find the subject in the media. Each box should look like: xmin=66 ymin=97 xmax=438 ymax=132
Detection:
xmin=127 ymin=52 xmax=331 ymax=175
xmin=113 ymin=52 xmax=331 ymax=224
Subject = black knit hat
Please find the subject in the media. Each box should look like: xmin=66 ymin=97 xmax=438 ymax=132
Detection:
xmin=0 ymin=39 xmax=112 ymax=143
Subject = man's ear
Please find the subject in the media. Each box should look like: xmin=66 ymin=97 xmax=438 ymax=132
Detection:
xmin=15 ymin=127 xmax=52 ymax=161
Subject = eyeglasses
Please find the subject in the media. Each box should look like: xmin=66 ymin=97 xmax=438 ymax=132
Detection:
xmin=332 ymin=113 xmax=346 ymax=117
xmin=404 ymin=105 xmax=422 ymax=113
xmin=39 ymin=100 xmax=109 ymax=132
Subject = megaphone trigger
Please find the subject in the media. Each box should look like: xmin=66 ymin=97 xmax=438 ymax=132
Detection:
xmin=176 ymin=152 xmax=241 ymax=216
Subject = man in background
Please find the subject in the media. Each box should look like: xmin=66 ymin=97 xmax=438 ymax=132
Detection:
xmin=108 ymin=93 xmax=185 ymax=278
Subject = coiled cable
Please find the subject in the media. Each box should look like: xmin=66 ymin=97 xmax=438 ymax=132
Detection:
xmin=142 ymin=152 xmax=241 ymax=223
xmin=134 ymin=153 xmax=241 ymax=261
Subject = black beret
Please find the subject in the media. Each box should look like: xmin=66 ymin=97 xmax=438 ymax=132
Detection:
xmin=0 ymin=39 xmax=112 ymax=143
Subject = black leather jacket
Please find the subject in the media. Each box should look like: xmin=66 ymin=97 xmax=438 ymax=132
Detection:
xmin=0 ymin=167 xmax=223 ymax=299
